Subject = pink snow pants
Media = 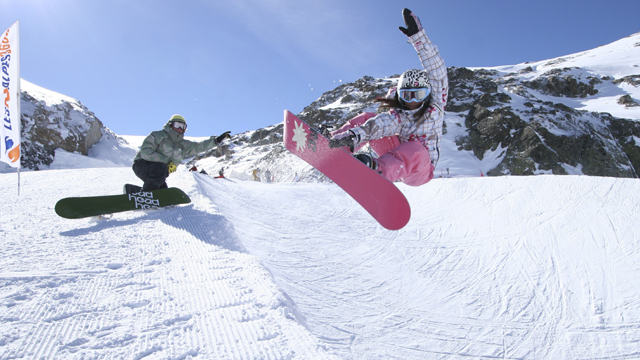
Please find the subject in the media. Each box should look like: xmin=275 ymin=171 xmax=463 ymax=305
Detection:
xmin=331 ymin=112 xmax=435 ymax=187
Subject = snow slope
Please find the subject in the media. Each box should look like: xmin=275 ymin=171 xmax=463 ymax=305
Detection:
xmin=2 ymin=167 xmax=640 ymax=359
xmin=0 ymin=169 xmax=337 ymax=360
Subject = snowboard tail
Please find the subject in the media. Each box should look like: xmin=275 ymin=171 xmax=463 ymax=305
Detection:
xmin=283 ymin=110 xmax=411 ymax=230
xmin=55 ymin=187 xmax=191 ymax=219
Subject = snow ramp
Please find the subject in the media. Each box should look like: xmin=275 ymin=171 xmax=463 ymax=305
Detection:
xmin=197 ymin=173 xmax=640 ymax=359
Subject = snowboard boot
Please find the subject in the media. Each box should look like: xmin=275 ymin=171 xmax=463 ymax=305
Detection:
xmin=355 ymin=154 xmax=377 ymax=170
xmin=316 ymin=125 xmax=333 ymax=138
xmin=123 ymin=184 xmax=142 ymax=194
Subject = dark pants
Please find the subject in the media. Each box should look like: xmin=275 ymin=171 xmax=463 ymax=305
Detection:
xmin=133 ymin=159 xmax=169 ymax=191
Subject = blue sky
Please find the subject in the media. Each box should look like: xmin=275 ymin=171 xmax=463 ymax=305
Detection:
xmin=2 ymin=0 xmax=640 ymax=137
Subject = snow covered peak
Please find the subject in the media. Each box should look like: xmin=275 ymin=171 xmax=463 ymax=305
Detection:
xmin=20 ymin=79 xmax=85 ymax=110
xmin=487 ymin=31 xmax=640 ymax=78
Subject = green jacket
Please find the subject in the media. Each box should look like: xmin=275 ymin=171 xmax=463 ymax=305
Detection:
xmin=134 ymin=121 xmax=218 ymax=164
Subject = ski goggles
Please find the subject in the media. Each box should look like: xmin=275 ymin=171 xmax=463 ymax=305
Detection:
xmin=171 ymin=121 xmax=187 ymax=131
xmin=398 ymin=87 xmax=431 ymax=103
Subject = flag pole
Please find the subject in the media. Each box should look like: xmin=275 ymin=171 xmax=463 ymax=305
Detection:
xmin=1 ymin=20 xmax=21 ymax=190
xmin=16 ymin=20 xmax=20 ymax=196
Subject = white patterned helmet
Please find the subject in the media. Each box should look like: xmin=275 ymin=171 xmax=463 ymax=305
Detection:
xmin=398 ymin=69 xmax=431 ymax=90
xmin=397 ymin=69 xmax=432 ymax=103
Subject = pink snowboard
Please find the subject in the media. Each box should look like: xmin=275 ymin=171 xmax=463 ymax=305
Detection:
xmin=283 ymin=110 xmax=411 ymax=230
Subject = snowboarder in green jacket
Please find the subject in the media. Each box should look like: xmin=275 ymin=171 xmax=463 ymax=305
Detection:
xmin=125 ymin=114 xmax=231 ymax=193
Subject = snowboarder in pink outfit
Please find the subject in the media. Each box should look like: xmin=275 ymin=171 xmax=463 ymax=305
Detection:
xmin=329 ymin=8 xmax=448 ymax=187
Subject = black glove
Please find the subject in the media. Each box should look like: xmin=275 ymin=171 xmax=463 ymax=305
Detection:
xmin=215 ymin=131 xmax=231 ymax=144
xmin=399 ymin=8 xmax=422 ymax=37
xmin=328 ymin=131 xmax=356 ymax=149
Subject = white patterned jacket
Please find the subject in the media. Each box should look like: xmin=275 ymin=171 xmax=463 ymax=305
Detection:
xmin=349 ymin=28 xmax=448 ymax=165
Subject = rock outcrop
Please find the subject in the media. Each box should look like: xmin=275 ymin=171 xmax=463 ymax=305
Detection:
xmin=18 ymin=81 xmax=106 ymax=170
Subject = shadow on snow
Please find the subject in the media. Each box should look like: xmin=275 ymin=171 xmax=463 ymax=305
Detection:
xmin=59 ymin=204 xmax=246 ymax=253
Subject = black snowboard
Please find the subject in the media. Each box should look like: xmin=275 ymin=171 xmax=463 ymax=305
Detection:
xmin=55 ymin=187 xmax=191 ymax=219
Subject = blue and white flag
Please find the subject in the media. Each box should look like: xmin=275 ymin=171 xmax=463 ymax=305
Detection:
xmin=1 ymin=20 xmax=20 ymax=168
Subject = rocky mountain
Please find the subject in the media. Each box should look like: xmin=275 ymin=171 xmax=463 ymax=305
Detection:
xmin=450 ymin=66 xmax=640 ymax=177
xmin=18 ymin=80 xmax=105 ymax=169
xmin=0 ymin=80 xmax=134 ymax=172
xmin=8 ymin=32 xmax=640 ymax=182
xmin=192 ymin=31 xmax=640 ymax=180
